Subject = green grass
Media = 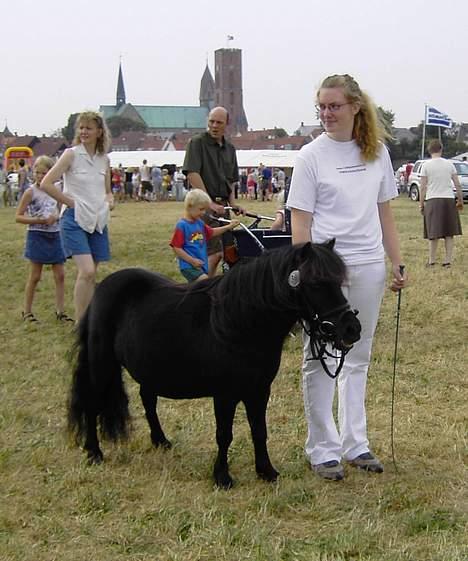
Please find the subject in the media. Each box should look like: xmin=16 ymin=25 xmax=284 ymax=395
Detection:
xmin=0 ymin=197 xmax=467 ymax=561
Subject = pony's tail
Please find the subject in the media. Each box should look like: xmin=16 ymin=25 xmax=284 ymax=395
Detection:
xmin=67 ymin=305 xmax=130 ymax=446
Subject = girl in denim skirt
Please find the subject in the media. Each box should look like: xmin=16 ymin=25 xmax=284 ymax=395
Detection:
xmin=16 ymin=156 xmax=73 ymax=323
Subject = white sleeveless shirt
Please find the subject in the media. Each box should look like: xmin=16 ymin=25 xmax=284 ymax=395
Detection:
xmin=63 ymin=144 xmax=110 ymax=233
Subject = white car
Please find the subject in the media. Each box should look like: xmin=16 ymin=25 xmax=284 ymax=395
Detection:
xmin=407 ymin=160 xmax=468 ymax=201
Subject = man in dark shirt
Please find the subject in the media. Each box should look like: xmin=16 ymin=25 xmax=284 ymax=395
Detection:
xmin=183 ymin=106 xmax=242 ymax=276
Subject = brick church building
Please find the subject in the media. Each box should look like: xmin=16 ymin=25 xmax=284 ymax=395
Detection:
xmin=101 ymin=48 xmax=249 ymax=137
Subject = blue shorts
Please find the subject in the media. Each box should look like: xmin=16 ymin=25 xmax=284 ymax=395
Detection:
xmin=61 ymin=208 xmax=111 ymax=262
xmin=180 ymin=267 xmax=206 ymax=282
xmin=24 ymin=230 xmax=65 ymax=264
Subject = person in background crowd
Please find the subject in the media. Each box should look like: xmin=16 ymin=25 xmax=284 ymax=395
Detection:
xmin=247 ymin=169 xmax=256 ymax=200
xmin=183 ymin=106 xmax=243 ymax=276
xmin=111 ymin=165 xmax=124 ymax=203
xmin=151 ymin=164 xmax=163 ymax=201
xmin=420 ymin=139 xmax=463 ymax=267
xmin=277 ymin=167 xmax=286 ymax=193
xmin=239 ymin=170 xmax=248 ymax=199
xmin=17 ymin=159 xmax=29 ymax=198
xmin=40 ymin=110 xmax=113 ymax=322
xmin=261 ymin=165 xmax=272 ymax=201
xmin=0 ymin=163 xmax=7 ymax=207
xmin=161 ymin=169 xmax=172 ymax=201
xmin=16 ymin=156 xmax=73 ymax=323
xmin=287 ymin=73 xmax=407 ymax=481
xmin=131 ymin=168 xmax=140 ymax=199
xmin=124 ymin=167 xmax=133 ymax=201
xmin=140 ymin=159 xmax=152 ymax=201
xmin=173 ymin=167 xmax=186 ymax=202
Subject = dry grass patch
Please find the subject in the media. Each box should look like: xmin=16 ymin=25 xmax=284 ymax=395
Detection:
xmin=0 ymin=197 xmax=466 ymax=561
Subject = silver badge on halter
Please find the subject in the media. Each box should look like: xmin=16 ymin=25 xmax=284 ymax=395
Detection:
xmin=288 ymin=270 xmax=301 ymax=288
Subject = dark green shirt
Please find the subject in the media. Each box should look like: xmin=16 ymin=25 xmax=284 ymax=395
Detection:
xmin=183 ymin=132 xmax=239 ymax=200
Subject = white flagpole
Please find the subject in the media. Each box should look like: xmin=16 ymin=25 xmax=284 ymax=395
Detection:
xmin=420 ymin=104 xmax=427 ymax=159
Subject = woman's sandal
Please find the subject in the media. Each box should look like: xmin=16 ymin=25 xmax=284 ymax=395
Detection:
xmin=56 ymin=311 xmax=74 ymax=323
xmin=22 ymin=312 xmax=39 ymax=323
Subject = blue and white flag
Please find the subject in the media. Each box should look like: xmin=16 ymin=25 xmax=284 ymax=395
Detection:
xmin=425 ymin=106 xmax=452 ymax=128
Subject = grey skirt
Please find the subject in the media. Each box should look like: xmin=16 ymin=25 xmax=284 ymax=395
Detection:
xmin=423 ymin=198 xmax=462 ymax=239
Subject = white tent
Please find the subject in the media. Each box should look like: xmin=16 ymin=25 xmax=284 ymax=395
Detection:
xmin=108 ymin=149 xmax=299 ymax=169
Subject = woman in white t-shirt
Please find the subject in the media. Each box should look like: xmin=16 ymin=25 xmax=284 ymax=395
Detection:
xmin=287 ymin=74 xmax=407 ymax=481
xmin=420 ymin=139 xmax=463 ymax=267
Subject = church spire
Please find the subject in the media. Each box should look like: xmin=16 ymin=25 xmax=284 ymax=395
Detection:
xmin=116 ymin=60 xmax=126 ymax=109
xmin=199 ymin=63 xmax=215 ymax=110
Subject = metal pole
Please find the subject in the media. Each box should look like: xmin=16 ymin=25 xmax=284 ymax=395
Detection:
xmin=420 ymin=105 xmax=427 ymax=159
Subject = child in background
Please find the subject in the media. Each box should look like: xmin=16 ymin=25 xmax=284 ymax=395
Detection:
xmin=170 ymin=189 xmax=239 ymax=282
xmin=270 ymin=189 xmax=286 ymax=231
xmin=16 ymin=156 xmax=73 ymax=323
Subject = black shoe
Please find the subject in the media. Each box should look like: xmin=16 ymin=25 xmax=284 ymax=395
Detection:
xmin=22 ymin=312 xmax=39 ymax=323
xmin=56 ymin=311 xmax=74 ymax=323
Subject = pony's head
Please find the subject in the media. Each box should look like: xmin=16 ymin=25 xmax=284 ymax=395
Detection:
xmin=289 ymin=240 xmax=361 ymax=351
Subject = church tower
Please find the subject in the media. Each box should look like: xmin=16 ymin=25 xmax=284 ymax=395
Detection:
xmin=116 ymin=61 xmax=126 ymax=109
xmin=199 ymin=63 xmax=215 ymax=110
xmin=214 ymin=48 xmax=248 ymax=134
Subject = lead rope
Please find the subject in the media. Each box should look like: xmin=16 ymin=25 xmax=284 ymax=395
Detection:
xmin=390 ymin=265 xmax=405 ymax=474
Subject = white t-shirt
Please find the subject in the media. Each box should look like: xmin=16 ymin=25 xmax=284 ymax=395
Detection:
xmin=421 ymin=157 xmax=456 ymax=200
xmin=287 ymin=133 xmax=397 ymax=265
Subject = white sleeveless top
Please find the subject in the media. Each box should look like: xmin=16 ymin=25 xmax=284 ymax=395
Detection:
xmin=63 ymin=144 xmax=109 ymax=233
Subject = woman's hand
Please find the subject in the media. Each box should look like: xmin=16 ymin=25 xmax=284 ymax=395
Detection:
xmin=389 ymin=264 xmax=407 ymax=292
xmin=105 ymin=193 xmax=115 ymax=211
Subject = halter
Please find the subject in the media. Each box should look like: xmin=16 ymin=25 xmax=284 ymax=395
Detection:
xmin=288 ymin=269 xmax=356 ymax=379
xmin=300 ymin=303 xmax=355 ymax=379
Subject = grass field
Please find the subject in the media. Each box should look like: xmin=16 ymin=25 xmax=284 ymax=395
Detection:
xmin=1 ymin=197 xmax=467 ymax=561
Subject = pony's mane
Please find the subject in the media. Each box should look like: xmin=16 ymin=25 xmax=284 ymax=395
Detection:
xmin=209 ymin=242 xmax=346 ymax=341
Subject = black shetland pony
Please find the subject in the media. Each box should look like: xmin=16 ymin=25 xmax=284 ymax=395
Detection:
xmin=68 ymin=240 xmax=361 ymax=488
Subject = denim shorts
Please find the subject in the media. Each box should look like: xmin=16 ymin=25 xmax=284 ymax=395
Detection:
xmin=24 ymin=230 xmax=65 ymax=264
xmin=61 ymin=208 xmax=111 ymax=262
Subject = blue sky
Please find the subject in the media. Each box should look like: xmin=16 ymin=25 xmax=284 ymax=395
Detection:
xmin=3 ymin=0 xmax=468 ymax=136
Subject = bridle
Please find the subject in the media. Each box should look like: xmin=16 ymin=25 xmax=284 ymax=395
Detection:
xmin=288 ymin=269 xmax=357 ymax=379
xmin=300 ymin=303 xmax=356 ymax=379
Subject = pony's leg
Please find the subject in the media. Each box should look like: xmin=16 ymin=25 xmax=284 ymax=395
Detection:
xmin=213 ymin=396 xmax=238 ymax=489
xmin=139 ymin=386 xmax=172 ymax=449
xmin=243 ymin=390 xmax=279 ymax=482
xmin=84 ymin=410 xmax=104 ymax=464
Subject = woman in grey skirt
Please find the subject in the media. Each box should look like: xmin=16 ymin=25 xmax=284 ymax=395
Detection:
xmin=420 ymin=140 xmax=463 ymax=267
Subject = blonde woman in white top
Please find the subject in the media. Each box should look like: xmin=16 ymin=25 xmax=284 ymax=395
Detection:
xmin=288 ymin=74 xmax=407 ymax=481
xmin=41 ymin=111 xmax=114 ymax=321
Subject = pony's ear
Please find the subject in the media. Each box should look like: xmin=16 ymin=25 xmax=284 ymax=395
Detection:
xmin=300 ymin=241 xmax=313 ymax=258
xmin=325 ymin=238 xmax=336 ymax=250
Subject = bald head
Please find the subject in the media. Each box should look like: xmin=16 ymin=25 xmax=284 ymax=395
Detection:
xmin=207 ymin=107 xmax=229 ymax=141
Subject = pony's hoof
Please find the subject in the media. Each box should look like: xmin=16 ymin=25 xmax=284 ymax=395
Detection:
xmin=214 ymin=473 xmax=234 ymax=490
xmin=257 ymin=467 xmax=279 ymax=482
xmin=153 ymin=438 xmax=172 ymax=450
xmin=86 ymin=450 xmax=104 ymax=465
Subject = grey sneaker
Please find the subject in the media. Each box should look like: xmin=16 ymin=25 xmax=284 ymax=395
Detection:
xmin=312 ymin=460 xmax=344 ymax=481
xmin=348 ymin=452 xmax=384 ymax=473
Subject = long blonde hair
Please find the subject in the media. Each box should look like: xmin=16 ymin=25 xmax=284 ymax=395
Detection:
xmin=73 ymin=111 xmax=111 ymax=155
xmin=318 ymin=74 xmax=389 ymax=161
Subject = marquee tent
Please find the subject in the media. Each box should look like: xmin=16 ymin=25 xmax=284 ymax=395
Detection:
xmin=108 ymin=149 xmax=299 ymax=169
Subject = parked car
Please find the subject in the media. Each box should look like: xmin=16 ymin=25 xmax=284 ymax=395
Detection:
xmin=408 ymin=160 xmax=468 ymax=202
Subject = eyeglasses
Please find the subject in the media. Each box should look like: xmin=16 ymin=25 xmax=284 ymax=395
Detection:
xmin=315 ymin=102 xmax=351 ymax=113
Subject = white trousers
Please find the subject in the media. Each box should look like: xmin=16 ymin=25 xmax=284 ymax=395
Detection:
xmin=302 ymin=261 xmax=386 ymax=465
